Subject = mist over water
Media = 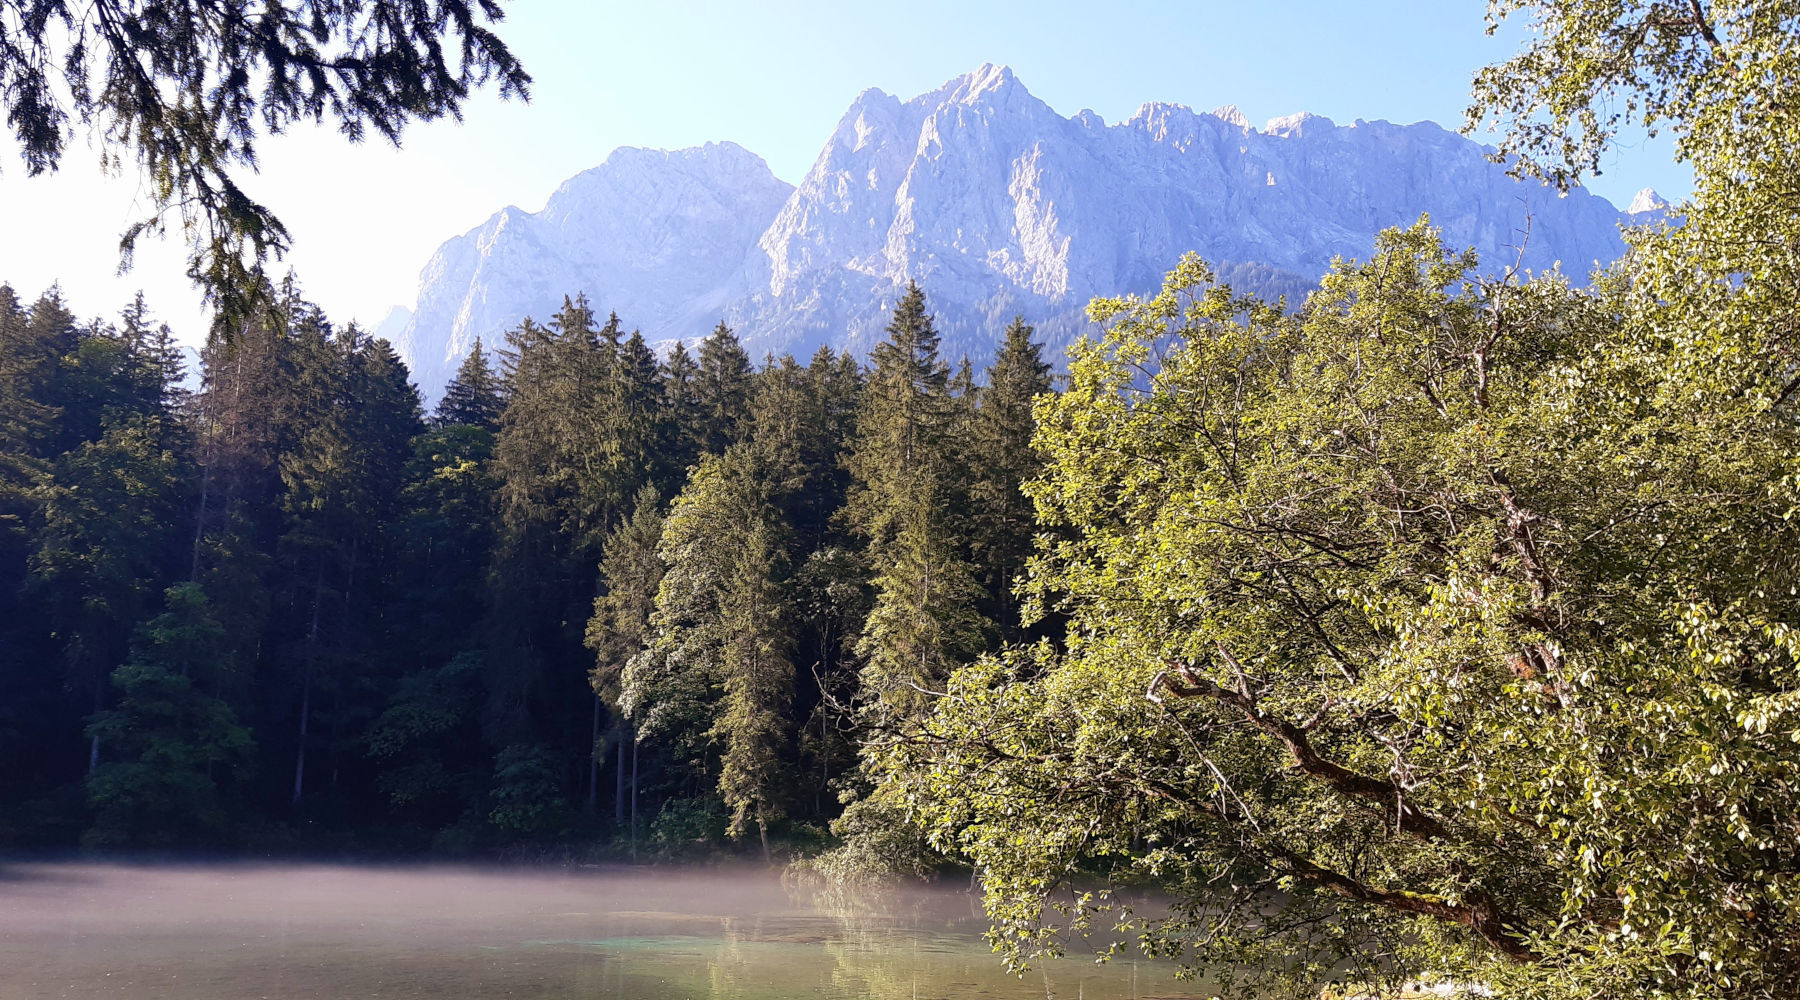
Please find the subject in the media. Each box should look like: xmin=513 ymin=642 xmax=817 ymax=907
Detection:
xmin=0 ymin=864 xmax=1174 ymax=999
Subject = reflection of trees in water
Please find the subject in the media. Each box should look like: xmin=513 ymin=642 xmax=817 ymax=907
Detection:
xmin=705 ymin=916 xmax=750 ymax=998
xmin=789 ymin=883 xmax=1108 ymax=1000
xmin=633 ymin=882 xmax=1159 ymax=999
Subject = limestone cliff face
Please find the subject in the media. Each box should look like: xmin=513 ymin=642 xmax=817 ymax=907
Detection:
xmin=395 ymin=141 xmax=792 ymax=397
xmin=397 ymin=65 xmax=1638 ymax=398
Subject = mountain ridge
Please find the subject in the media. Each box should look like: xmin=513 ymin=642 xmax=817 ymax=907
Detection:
xmin=394 ymin=64 xmax=1647 ymax=399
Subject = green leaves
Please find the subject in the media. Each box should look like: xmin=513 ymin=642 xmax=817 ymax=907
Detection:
xmin=893 ymin=213 xmax=1800 ymax=996
xmin=85 ymin=584 xmax=253 ymax=847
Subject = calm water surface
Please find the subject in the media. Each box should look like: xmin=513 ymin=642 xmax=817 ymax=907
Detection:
xmin=0 ymin=863 xmax=1189 ymax=999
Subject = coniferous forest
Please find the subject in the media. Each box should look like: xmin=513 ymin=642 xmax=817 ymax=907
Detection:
xmin=0 ymin=277 xmax=1049 ymax=857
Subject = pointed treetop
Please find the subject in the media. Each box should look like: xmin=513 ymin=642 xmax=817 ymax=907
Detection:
xmin=437 ymin=337 xmax=505 ymax=429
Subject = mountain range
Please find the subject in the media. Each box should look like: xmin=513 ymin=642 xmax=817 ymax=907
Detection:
xmin=392 ymin=63 xmax=1657 ymax=399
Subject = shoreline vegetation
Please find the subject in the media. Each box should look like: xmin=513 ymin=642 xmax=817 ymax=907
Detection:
xmin=3 ymin=2 xmax=1800 ymax=998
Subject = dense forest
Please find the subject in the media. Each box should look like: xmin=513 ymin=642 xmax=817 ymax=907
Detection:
xmin=0 ymin=277 xmax=1049 ymax=857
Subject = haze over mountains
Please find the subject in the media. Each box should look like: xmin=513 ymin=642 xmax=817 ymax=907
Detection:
xmin=394 ymin=63 xmax=1655 ymax=398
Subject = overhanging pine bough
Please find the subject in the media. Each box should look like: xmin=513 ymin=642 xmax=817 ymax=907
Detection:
xmin=0 ymin=0 xmax=529 ymax=320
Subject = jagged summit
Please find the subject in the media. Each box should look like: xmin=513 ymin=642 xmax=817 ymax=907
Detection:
xmin=1263 ymin=111 xmax=1334 ymax=136
xmin=944 ymin=62 xmax=1018 ymax=103
xmin=1209 ymin=104 xmax=1251 ymax=129
xmin=394 ymin=141 xmax=793 ymax=395
xmin=393 ymin=65 xmax=1642 ymax=400
xmin=1628 ymin=187 xmax=1666 ymax=214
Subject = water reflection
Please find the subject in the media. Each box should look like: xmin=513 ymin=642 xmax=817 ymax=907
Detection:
xmin=0 ymin=863 xmax=1175 ymax=999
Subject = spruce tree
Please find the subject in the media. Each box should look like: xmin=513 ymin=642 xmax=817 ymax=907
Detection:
xmin=852 ymin=474 xmax=989 ymax=720
xmin=844 ymin=282 xmax=952 ymax=543
xmin=612 ymin=330 xmax=669 ymax=508
xmin=661 ymin=340 xmax=704 ymax=477
xmin=436 ymin=338 xmax=505 ymax=429
xmin=844 ymin=282 xmax=991 ymax=720
xmin=714 ymin=509 xmax=792 ymax=859
xmin=790 ymin=345 xmax=865 ymax=815
xmin=0 ymin=289 xmax=74 ymax=546
xmin=274 ymin=309 xmax=358 ymax=806
xmin=393 ymin=422 xmax=498 ymax=670
xmin=188 ymin=304 xmax=292 ymax=690
xmin=624 ymin=446 xmax=795 ymax=818
xmin=696 ymin=321 xmax=753 ymax=455
xmin=33 ymin=415 xmax=191 ymax=771
xmin=968 ymin=317 xmax=1052 ymax=636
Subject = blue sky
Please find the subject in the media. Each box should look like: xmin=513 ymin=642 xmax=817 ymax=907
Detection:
xmin=0 ymin=1 xmax=1691 ymax=348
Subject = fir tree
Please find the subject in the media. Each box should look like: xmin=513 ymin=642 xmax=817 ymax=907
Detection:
xmin=852 ymin=473 xmax=989 ymax=720
xmin=622 ymin=446 xmax=794 ymax=848
xmin=844 ymin=282 xmax=953 ymax=545
xmin=714 ymin=509 xmax=792 ymax=859
xmin=436 ymin=338 xmax=505 ymax=429
xmin=968 ymin=317 xmax=1052 ymax=636
xmin=33 ymin=415 xmax=191 ymax=770
xmin=661 ymin=340 xmax=704 ymax=476
xmin=696 ymin=321 xmax=753 ymax=455
xmin=844 ymin=283 xmax=991 ymax=720
xmin=612 ymin=330 xmax=670 ymax=508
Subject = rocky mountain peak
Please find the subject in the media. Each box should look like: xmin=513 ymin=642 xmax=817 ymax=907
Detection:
xmin=1209 ymin=104 xmax=1251 ymax=129
xmin=1628 ymin=187 xmax=1666 ymax=214
xmin=1262 ymin=111 xmax=1334 ymax=137
xmin=392 ymin=65 xmax=1641 ymax=401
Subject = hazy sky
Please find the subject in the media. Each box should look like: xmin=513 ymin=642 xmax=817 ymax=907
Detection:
xmin=0 ymin=1 xmax=1691 ymax=349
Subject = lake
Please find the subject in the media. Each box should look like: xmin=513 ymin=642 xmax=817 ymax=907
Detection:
xmin=0 ymin=863 xmax=1185 ymax=999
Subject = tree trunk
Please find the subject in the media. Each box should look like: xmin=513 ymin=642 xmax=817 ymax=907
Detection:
xmin=614 ymin=729 xmax=625 ymax=825
xmin=87 ymin=677 xmax=105 ymax=776
xmin=587 ymin=693 xmax=600 ymax=813
xmin=292 ymin=671 xmax=311 ymax=806
xmin=630 ymin=732 xmax=639 ymax=860
xmin=188 ymin=463 xmax=211 ymax=581
xmin=293 ymin=566 xmax=324 ymax=807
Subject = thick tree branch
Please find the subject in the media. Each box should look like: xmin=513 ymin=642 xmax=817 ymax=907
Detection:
xmin=1268 ymin=848 xmax=1540 ymax=964
xmin=1687 ymin=0 xmax=1723 ymax=52
xmin=1149 ymin=647 xmax=1454 ymax=842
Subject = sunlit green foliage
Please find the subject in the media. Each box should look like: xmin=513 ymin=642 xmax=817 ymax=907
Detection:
xmin=888 ymin=220 xmax=1800 ymax=997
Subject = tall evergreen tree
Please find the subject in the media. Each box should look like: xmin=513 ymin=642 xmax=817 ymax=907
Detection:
xmin=33 ymin=414 xmax=191 ymax=772
xmin=10 ymin=292 xmax=195 ymax=798
xmin=612 ymin=329 xmax=670 ymax=508
xmin=790 ymin=346 xmax=866 ymax=815
xmin=623 ymin=446 xmax=795 ymax=817
xmin=436 ymin=338 xmax=505 ymax=429
xmin=714 ymin=509 xmax=792 ymax=860
xmin=0 ymin=289 xmax=73 ymax=551
xmin=273 ymin=308 xmax=358 ymax=806
xmin=485 ymin=295 xmax=628 ymax=814
xmin=844 ymin=283 xmax=991 ymax=720
xmin=661 ymin=341 xmax=704 ymax=477
xmin=696 ymin=322 xmax=753 ymax=455
xmin=968 ymin=317 xmax=1052 ymax=636
xmin=852 ymin=474 xmax=990 ymax=720
xmin=844 ymin=283 xmax=954 ymax=542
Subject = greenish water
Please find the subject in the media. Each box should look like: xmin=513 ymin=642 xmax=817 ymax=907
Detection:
xmin=0 ymin=863 xmax=1186 ymax=999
